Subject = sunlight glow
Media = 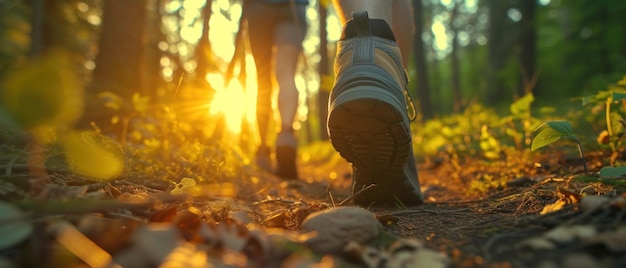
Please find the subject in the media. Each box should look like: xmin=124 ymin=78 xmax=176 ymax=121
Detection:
xmin=77 ymin=2 xmax=88 ymax=12
xmin=87 ymin=15 xmax=100 ymax=25
xmin=431 ymin=19 xmax=449 ymax=58
xmin=327 ymin=15 xmax=341 ymax=42
xmin=208 ymin=5 xmax=239 ymax=61
xmin=162 ymin=0 xmax=317 ymax=138
xmin=208 ymin=76 xmax=247 ymax=134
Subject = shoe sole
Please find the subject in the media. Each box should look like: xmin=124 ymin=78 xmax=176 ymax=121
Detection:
xmin=327 ymin=86 xmax=411 ymax=181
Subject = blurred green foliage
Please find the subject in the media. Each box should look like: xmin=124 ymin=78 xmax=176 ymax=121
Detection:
xmin=0 ymin=0 xmax=30 ymax=75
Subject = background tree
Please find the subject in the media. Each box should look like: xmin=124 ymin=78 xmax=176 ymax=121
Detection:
xmin=519 ymin=0 xmax=536 ymax=95
xmin=194 ymin=0 xmax=215 ymax=85
xmin=486 ymin=0 xmax=513 ymax=105
xmin=449 ymin=0 xmax=463 ymax=113
xmin=413 ymin=0 xmax=434 ymax=120
xmin=81 ymin=0 xmax=147 ymax=130
xmin=2 ymin=0 xmax=626 ymax=136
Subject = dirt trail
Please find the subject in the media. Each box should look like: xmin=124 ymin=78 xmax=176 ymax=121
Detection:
xmin=3 ymin=143 xmax=624 ymax=267
xmin=283 ymin=149 xmax=626 ymax=267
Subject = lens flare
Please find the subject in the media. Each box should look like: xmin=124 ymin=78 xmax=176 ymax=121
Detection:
xmin=208 ymin=79 xmax=248 ymax=134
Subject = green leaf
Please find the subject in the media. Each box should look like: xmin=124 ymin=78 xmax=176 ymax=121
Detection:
xmin=572 ymin=174 xmax=626 ymax=186
xmin=599 ymin=166 xmax=626 ymax=177
xmin=0 ymin=51 xmax=83 ymax=130
xmin=60 ymin=131 xmax=125 ymax=180
xmin=0 ymin=201 xmax=33 ymax=250
xmin=479 ymin=125 xmax=500 ymax=159
xmin=531 ymin=121 xmax=574 ymax=151
xmin=618 ymin=76 xmax=626 ymax=87
xmin=609 ymin=111 xmax=623 ymax=136
xmin=610 ymin=91 xmax=626 ymax=102
xmin=582 ymin=91 xmax=610 ymax=106
xmin=538 ymin=106 xmax=556 ymax=114
xmin=545 ymin=120 xmax=574 ymax=135
xmin=180 ymin=178 xmax=196 ymax=187
xmin=510 ymin=93 xmax=534 ymax=116
xmin=132 ymin=93 xmax=150 ymax=115
xmin=98 ymin=92 xmax=124 ymax=111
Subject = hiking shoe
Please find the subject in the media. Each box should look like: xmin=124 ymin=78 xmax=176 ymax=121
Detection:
xmin=255 ymin=145 xmax=272 ymax=172
xmin=275 ymin=131 xmax=298 ymax=179
xmin=327 ymin=11 xmax=423 ymax=206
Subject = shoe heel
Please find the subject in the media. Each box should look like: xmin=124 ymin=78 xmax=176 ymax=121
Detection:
xmin=327 ymin=86 xmax=411 ymax=171
xmin=275 ymin=145 xmax=297 ymax=179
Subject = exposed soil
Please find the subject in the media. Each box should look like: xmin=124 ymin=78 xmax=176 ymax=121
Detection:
xmin=2 ymin=142 xmax=625 ymax=268
xmin=261 ymin=147 xmax=626 ymax=267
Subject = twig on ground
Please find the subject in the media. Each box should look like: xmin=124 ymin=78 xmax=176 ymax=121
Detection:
xmin=382 ymin=207 xmax=471 ymax=217
xmin=337 ymin=184 xmax=376 ymax=206
xmin=252 ymin=198 xmax=300 ymax=206
xmin=105 ymin=211 xmax=147 ymax=222
xmin=430 ymin=176 xmax=571 ymax=206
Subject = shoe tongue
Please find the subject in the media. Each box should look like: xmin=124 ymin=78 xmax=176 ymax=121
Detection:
xmin=340 ymin=18 xmax=396 ymax=42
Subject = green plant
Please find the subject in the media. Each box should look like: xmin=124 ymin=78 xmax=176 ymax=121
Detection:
xmin=581 ymin=76 xmax=626 ymax=164
xmin=0 ymin=51 xmax=125 ymax=181
xmin=497 ymin=92 xmax=544 ymax=150
xmin=531 ymin=120 xmax=588 ymax=174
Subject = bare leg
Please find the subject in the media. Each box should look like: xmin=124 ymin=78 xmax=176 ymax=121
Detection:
xmin=332 ymin=0 xmax=393 ymax=25
xmin=247 ymin=2 xmax=274 ymax=150
xmin=274 ymin=22 xmax=304 ymax=132
xmin=333 ymin=0 xmax=413 ymax=68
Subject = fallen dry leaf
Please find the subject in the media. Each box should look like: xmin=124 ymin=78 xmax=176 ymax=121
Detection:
xmin=540 ymin=198 xmax=566 ymax=215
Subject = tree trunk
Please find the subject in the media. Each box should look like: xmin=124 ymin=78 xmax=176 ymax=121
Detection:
xmin=29 ymin=0 xmax=45 ymax=57
xmin=519 ymin=0 xmax=536 ymax=95
xmin=91 ymin=0 xmax=146 ymax=100
xmin=412 ymin=0 xmax=434 ymax=120
xmin=144 ymin=0 xmax=165 ymax=99
xmin=449 ymin=1 xmax=462 ymax=113
xmin=30 ymin=0 xmax=58 ymax=57
xmin=486 ymin=0 xmax=509 ymax=104
xmin=82 ymin=0 xmax=147 ymax=129
xmin=195 ymin=0 xmax=214 ymax=83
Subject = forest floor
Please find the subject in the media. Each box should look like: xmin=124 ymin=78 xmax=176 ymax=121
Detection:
xmin=2 ymin=140 xmax=626 ymax=268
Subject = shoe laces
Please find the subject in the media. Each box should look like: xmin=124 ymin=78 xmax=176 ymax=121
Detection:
xmin=404 ymin=88 xmax=417 ymax=122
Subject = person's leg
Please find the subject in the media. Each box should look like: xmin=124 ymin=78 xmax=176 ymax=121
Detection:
xmin=272 ymin=3 xmax=307 ymax=179
xmin=274 ymin=4 xmax=306 ymax=133
xmin=328 ymin=1 xmax=422 ymax=206
xmin=332 ymin=0 xmax=392 ymax=25
xmin=246 ymin=2 xmax=275 ymax=170
xmin=334 ymin=0 xmax=414 ymax=67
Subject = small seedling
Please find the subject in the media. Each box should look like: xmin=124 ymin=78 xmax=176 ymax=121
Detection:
xmin=171 ymin=177 xmax=197 ymax=194
xmin=531 ymin=120 xmax=588 ymax=174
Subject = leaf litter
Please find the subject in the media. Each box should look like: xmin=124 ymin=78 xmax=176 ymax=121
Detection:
xmin=0 ymin=139 xmax=625 ymax=267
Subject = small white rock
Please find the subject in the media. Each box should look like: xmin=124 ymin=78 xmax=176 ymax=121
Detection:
xmin=580 ymin=195 xmax=610 ymax=212
xmin=299 ymin=207 xmax=383 ymax=254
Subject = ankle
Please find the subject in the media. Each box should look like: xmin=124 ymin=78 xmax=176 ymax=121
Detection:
xmin=340 ymin=18 xmax=396 ymax=41
xmin=280 ymin=126 xmax=294 ymax=134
